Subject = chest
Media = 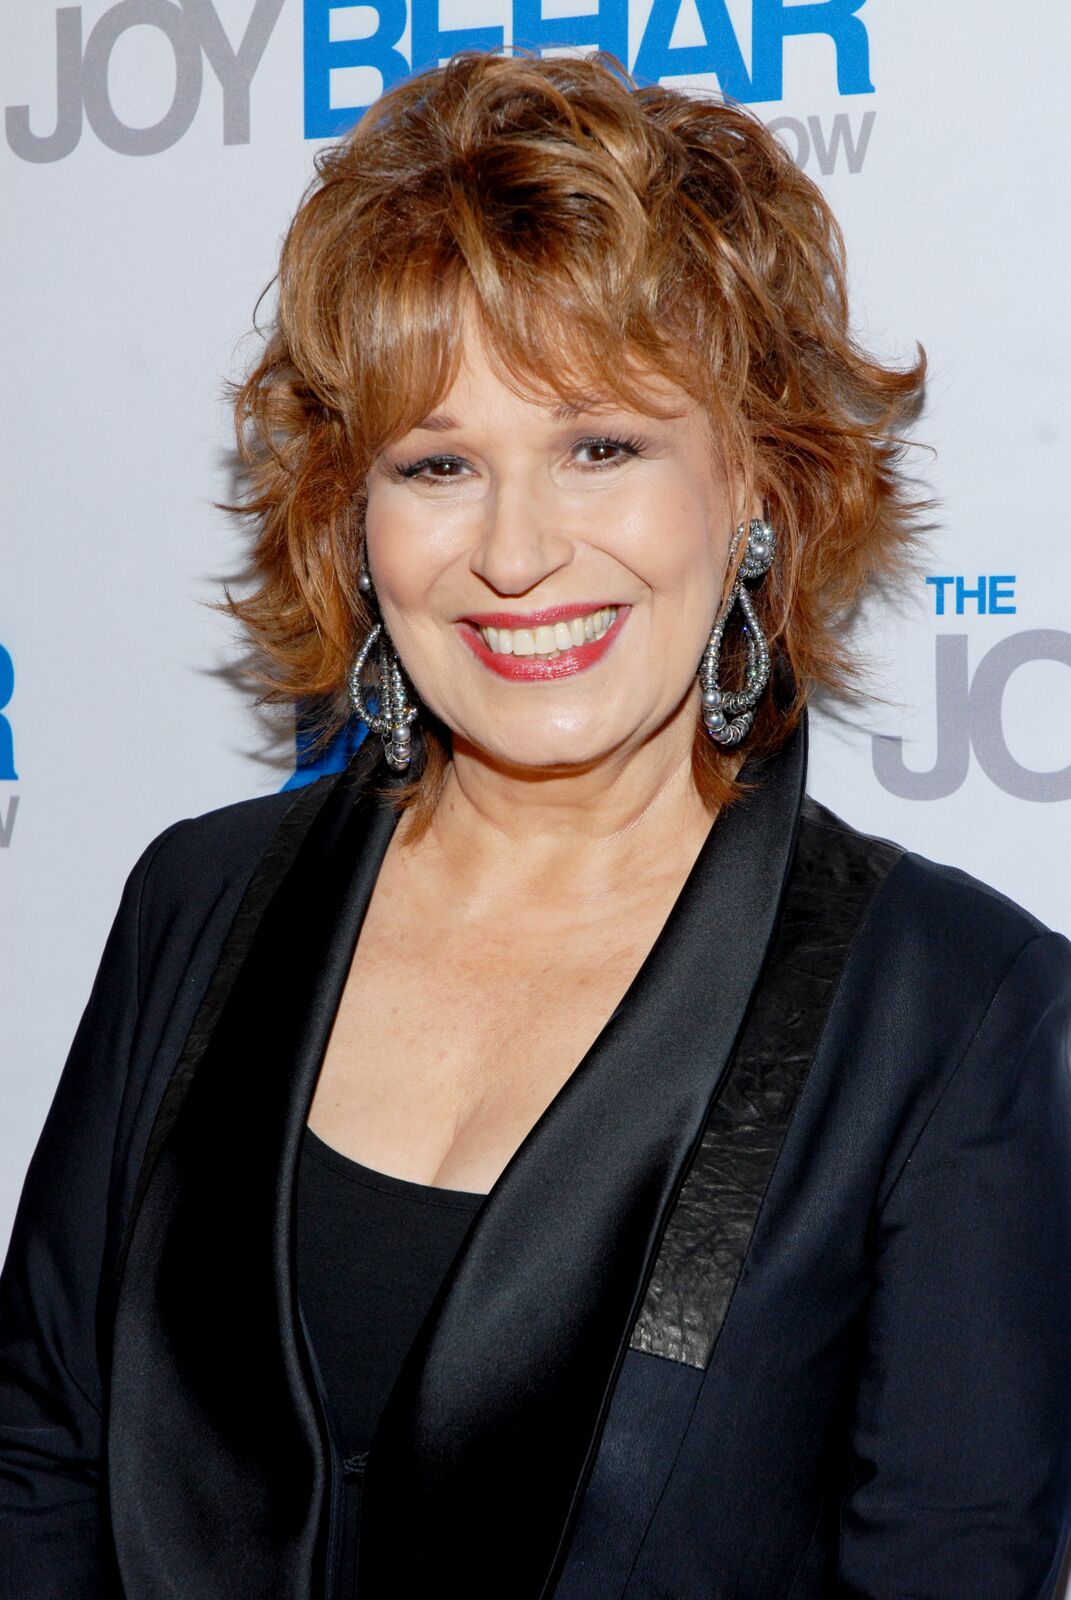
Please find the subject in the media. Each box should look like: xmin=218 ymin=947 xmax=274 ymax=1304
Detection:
xmin=307 ymin=871 xmax=677 ymax=1191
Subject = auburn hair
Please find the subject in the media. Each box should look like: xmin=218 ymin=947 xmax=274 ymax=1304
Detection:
xmin=227 ymin=49 xmax=925 ymax=822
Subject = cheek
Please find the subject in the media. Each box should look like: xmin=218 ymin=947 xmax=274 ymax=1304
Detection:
xmin=363 ymin=494 xmax=449 ymax=613
xmin=613 ymin=487 xmax=728 ymax=612
xmin=362 ymin=508 xmax=461 ymax=702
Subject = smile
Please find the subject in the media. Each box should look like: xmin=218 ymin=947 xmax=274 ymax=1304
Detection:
xmin=481 ymin=606 xmax=617 ymax=657
xmin=459 ymin=604 xmax=629 ymax=682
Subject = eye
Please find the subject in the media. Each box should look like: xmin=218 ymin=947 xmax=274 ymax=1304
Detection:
xmin=392 ymin=453 xmax=472 ymax=482
xmin=572 ymin=434 xmax=647 ymax=469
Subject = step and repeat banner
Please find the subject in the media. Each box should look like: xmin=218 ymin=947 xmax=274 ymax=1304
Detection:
xmin=2 ymin=1 xmax=1069 ymax=1255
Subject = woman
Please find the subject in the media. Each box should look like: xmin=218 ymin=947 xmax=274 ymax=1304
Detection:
xmin=2 ymin=48 xmax=1070 ymax=1600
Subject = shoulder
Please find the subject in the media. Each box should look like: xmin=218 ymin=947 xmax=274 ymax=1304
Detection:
xmin=116 ymin=777 xmax=338 ymax=987
xmin=799 ymin=794 xmax=1066 ymax=989
xmin=795 ymin=797 xmax=1071 ymax=1207
xmin=799 ymin=795 xmax=1070 ymax=1121
xmin=144 ymin=784 xmax=303 ymax=875
xmin=136 ymin=777 xmax=332 ymax=897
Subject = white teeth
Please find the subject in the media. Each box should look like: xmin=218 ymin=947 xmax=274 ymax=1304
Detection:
xmin=478 ymin=606 xmax=617 ymax=656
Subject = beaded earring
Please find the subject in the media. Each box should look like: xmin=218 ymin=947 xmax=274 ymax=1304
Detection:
xmin=698 ymin=518 xmax=776 ymax=747
xmin=348 ymin=567 xmax=418 ymax=772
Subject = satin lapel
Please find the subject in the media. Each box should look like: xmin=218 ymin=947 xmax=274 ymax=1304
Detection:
xmin=109 ymin=741 xmax=398 ymax=1600
xmin=358 ymin=724 xmax=807 ymax=1600
xmin=630 ymin=794 xmax=904 ymax=1368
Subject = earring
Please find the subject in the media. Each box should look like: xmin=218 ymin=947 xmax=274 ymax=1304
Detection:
xmin=698 ymin=518 xmax=776 ymax=747
xmin=349 ymin=566 xmax=418 ymax=771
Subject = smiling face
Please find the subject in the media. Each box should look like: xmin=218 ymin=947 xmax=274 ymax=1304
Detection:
xmin=363 ymin=318 xmax=739 ymax=777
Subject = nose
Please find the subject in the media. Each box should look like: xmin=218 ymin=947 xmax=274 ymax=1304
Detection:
xmin=468 ymin=471 xmax=575 ymax=597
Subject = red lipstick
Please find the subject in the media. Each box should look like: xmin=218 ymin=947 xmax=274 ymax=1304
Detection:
xmin=463 ymin=602 xmax=613 ymax=629
xmin=459 ymin=606 xmax=629 ymax=682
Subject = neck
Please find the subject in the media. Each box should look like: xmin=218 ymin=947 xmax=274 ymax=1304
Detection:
xmin=403 ymin=699 xmax=725 ymax=905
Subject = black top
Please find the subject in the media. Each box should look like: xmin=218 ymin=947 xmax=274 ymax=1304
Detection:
xmin=295 ymin=1126 xmax=485 ymax=1464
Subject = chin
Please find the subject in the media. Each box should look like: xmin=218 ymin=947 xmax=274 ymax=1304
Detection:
xmin=456 ymin=716 xmax=631 ymax=775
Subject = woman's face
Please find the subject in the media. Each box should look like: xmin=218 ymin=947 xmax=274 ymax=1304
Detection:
xmin=363 ymin=318 xmax=738 ymax=775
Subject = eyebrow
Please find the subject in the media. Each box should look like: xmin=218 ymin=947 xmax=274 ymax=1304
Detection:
xmin=412 ymin=400 xmax=613 ymax=432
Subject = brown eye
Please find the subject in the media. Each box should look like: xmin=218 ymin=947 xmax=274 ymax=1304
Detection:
xmin=396 ymin=454 xmax=470 ymax=481
xmin=574 ymin=435 xmax=646 ymax=469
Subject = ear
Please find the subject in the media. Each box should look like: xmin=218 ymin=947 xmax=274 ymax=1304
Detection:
xmin=720 ymin=460 xmax=764 ymax=595
xmin=721 ymin=513 xmax=772 ymax=616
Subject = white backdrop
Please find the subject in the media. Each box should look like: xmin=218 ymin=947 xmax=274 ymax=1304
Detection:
xmin=2 ymin=0 xmax=1069 ymax=1290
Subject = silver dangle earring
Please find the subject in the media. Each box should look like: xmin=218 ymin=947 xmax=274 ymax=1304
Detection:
xmin=349 ymin=566 xmax=418 ymax=772
xmin=699 ymin=517 xmax=776 ymax=747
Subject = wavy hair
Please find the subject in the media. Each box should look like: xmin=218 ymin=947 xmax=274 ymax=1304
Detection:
xmin=227 ymin=49 xmax=925 ymax=819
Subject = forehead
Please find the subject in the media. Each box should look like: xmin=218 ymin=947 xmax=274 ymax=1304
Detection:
xmin=406 ymin=315 xmax=697 ymax=430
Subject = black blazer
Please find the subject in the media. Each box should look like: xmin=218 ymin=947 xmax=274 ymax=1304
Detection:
xmin=3 ymin=723 xmax=1071 ymax=1599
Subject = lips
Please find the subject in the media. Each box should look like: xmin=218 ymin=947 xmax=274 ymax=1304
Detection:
xmin=458 ymin=604 xmax=630 ymax=681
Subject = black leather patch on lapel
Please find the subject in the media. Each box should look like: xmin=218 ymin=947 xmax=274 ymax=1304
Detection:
xmin=629 ymin=797 xmax=903 ymax=1369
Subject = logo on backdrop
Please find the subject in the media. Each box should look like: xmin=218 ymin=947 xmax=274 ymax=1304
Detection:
xmin=871 ymin=578 xmax=1071 ymax=802
xmin=5 ymin=0 xmax=285 ymax=161
xmin=303 ymin=0 xmax=873 ymax=134
xmin=6 ymin=0 xmax=875 ymax=171
xmin=0 ymin=643 xmax=19 ymax=850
